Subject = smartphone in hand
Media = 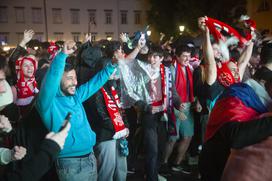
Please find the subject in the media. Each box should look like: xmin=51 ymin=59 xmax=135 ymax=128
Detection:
xmin=59 ymin=112 xmax=72 ymax=132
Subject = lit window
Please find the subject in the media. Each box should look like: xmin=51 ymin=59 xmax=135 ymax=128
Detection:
xmin=0 ymin=32 xmax=9 ymax=45
xmin=15 ymin=7 xmax=25 ymax=23
xmin=52 ymin=8 xmax=62 ymax=24
xmin=71 ymin=32 xmax=81 ymax=42
xmin=0 ymin=6 xmax=8 ymax=23
xmin=35 ymin=32 xmax=44 ymax=42
xmin=91 ymin=32 xmax=97 ymax=41
xmin=70 ymin=9 xmax=80 ymax=24
xmin=54 ymin=32 xmax=64 ymax=41
xmin=105 ymin=32 xmax=114 ymax=41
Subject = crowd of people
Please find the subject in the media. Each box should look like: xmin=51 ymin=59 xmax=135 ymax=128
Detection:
xmin=1 ymin=14 xmax=272 ymax=181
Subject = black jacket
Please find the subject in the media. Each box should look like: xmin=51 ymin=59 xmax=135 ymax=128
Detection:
xmin=90 ymin=80 xmax=129 ymax=143
xmin=2 ymin=139 xmax=60 ymax=181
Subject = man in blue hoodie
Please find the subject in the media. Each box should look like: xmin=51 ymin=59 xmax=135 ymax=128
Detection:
xmin=36 ymin=41 xmax=117 ymax=181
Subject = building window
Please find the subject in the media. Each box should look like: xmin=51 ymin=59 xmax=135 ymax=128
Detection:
xmin=0 ymin=32 xmax=9 ymax=45
xmin=71 ymin=32 xmax=81 ymax=42
xmin=257 ymin=0 xmax=271 ymax=12
xmin=54 ymin=32 xmax=64 ymax=41
xmin=120 ymin=10 xmax=128 ymax=25
xmin=52 ymin=8 xmax=62 ymax=24
xmin=88 ymin=9 xmax=96 ymax=25
xmin=90 ymin=32 xmax=97 ymax=41
xmin=16 ymin=32 xmax=23 ymax=43
xmin=104 ymin=10 xmax=112 ymax=24
xmin=0 ymin=6 xmax=8 ymax=23
xmin=134 ymin=10 xmax=141 ymax=24
xmin=32 ymin=7 xmax=42 ymax=24
xmin=35 ymin=32 xmax=44 ymax=42
xmin=70 ymin=9 xmax=80 ymax=24
xmin=105 ymin=32 xmax=113 ymax=41
xmin=15 ymin=7 xmax=25 ymax=23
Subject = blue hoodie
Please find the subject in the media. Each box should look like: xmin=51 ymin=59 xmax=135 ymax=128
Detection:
xmin=36 ymin=52 xmax=116 ymax=157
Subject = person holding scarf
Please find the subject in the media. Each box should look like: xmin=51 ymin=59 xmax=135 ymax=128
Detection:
xmin=198 ymin=16 xmax=254 ymax=111
xmin=91 ymin=41 xmax=129 ymax=181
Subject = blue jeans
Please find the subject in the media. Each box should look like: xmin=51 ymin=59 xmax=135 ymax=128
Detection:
xmin=95 ymin=139 xmax=127 ymax=181
xmin=55 ymin=153 xmax=97 ymax=181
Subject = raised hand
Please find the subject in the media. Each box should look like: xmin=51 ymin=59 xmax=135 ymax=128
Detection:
xmin=62 ymin=41 xmax=77 ymax=55
xmin=120 ymin=33 xmax=129 ymax=43
xmin=84 ymin=33 xmax=92 ymax=43
xmin=198 ymin=16 xmax=209 ymax=33
xmin=19 ymin=29 xmax=35 ymax=47
xmin=137 ymin=33 xmax=146 ymax=49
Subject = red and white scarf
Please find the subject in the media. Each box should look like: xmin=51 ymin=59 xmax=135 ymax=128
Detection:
xmin=205 ymin=17 xmax=255 ymax=46
xmin=15 ymin=56 xmax=39 ymax=106
xmin=151 ymin=64 xmax=167 ymax=113
xmin=101 ymin=86 xmax=127 ymax=139
xmin=151 ymin=64 xmax=177 ymax=135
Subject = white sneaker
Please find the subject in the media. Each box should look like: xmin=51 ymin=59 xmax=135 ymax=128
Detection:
xmin=188 ymin=156 xmax=199 ymax=165
xmin=158 ymin=174 xmax=167 ymax=181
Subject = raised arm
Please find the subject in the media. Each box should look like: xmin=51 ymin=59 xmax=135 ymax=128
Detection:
xmin=237 ymin=41 xmax=254 ymax=80
xmin=9 ymin=30 xmax=34 ymax=80
xmin=76 ymin=61 xmax=117 ymax=102
xmin=123 ymin=33 xmax=146 ymax=62
xmin=36 ymin=41 xmax=76 ymax=119
xmin=198 ymin=17 xmax=217 ymax=85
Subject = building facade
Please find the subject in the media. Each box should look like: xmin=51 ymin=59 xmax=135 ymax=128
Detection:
xmin=0 ymin=0 xmax=149 ymax=47
xmin=247 ymin=0 xmax=272 ymax=34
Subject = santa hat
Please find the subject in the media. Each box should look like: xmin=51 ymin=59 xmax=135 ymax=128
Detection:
xmin=47 ymin=42 xmax=60 ymax=61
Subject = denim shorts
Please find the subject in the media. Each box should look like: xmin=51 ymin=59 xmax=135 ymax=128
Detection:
xmin=55 ymin=152 xmax=97 ymax=181
xmin=169 ymin=103 xmax=194 ymax=141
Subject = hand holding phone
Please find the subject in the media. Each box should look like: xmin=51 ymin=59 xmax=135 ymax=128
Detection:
xmin=59 ymin=112 xmax=72 ymax=132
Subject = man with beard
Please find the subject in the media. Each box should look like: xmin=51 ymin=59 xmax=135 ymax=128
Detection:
xmin=35 ymin=41 xmax=117 ymax=181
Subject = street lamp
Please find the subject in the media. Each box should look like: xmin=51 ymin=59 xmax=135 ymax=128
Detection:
xmin=3 ymin=46 xmax=10 ymax=52
xmin=147 ymin=30 xmax=152 ymax=36
xmin=106 ymin=36 xmax=112 ymax=41
xmin=179 ymin=25 xmax=185 ymax=35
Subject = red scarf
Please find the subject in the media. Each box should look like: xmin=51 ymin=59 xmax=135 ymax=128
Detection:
xmin=101 ymin=86 xmax=126 ymax=134
xmin=175 ymin=62 xmax=194 ymax=103
xmin=205 ymin=17 xmax=252 ymax=46
xmin=15 ymin=56 xmax=38 ymax=106
xmin=217 ymin=62 xmax=240 ymax=87
xmin=151 ymin=64 xmax=167 ymax=113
